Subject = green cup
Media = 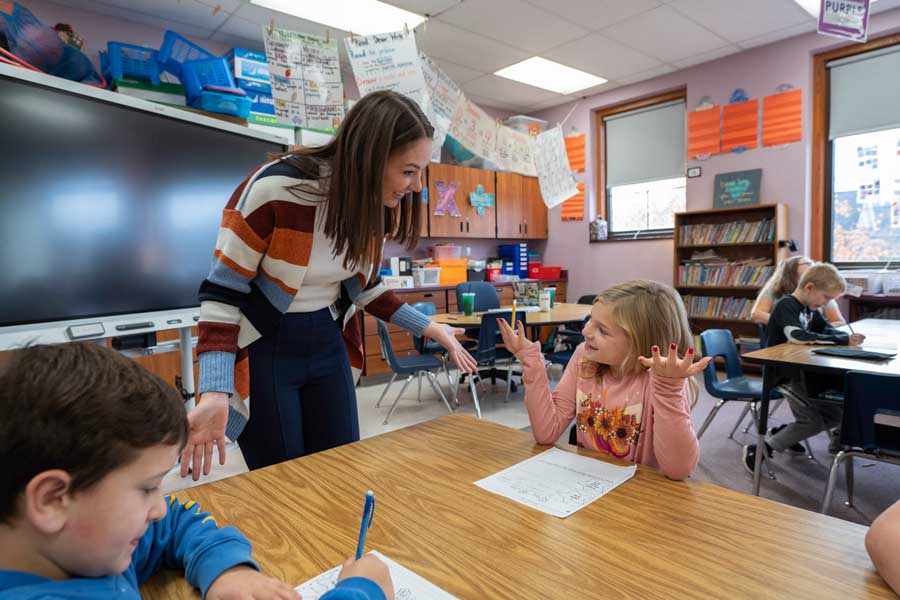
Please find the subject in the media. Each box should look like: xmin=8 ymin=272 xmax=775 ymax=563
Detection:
xmin=461 ymin=292 xmax=476 ymax=316
xmin=546 ymin=287 xmax=556 ymax=308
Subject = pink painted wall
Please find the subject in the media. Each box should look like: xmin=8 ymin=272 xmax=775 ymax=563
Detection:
xmin=535 ymin=9 xmax=900 ymax=301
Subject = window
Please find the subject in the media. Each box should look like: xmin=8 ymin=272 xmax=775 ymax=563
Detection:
xmin=814 ymin=37 xmax=900 ymax=265
xmin=596 ymin=90 xmax=686 ymax=240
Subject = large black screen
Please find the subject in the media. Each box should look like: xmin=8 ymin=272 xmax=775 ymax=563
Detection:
xmin=0 ymin=75 xmax=284 ymax=327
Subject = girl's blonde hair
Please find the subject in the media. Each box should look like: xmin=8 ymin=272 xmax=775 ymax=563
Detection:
xmin=759 ymin=255 xmax=813 ymax=300
xmin=581 ymin=280 xmax=695 ymax=379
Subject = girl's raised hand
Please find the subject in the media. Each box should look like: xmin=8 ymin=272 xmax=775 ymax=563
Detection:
xmin=497 ymin=318 xmax=531 ymax=354
xmin=638 ymin=343 xmax=711 ymax=379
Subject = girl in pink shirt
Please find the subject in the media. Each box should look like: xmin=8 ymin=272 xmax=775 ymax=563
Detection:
xmin=498 ymin=280 xmax=711 ymax=480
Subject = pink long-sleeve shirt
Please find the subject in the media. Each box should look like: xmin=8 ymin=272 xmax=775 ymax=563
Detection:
xmin=517 ymin=341 xmax=700 ymax=480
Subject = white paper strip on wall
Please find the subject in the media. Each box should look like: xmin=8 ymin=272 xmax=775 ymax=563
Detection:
xmin=345 ymin=30 xmax=428 ymax=112
xmin=534 ymin=126 xmax=579 ymax=208
xmin=448 ymin=97 xmax=498 ymax=164
xmin=419 ymin=52 xmax=463 ymax=160
xmin=263 ymin=27 xmax=344 ymax=130
xmin=496 ymin=125 xmax=537 ymax=176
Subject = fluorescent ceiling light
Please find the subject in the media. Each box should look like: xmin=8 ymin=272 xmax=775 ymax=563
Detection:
xmin=250 ymin=0 xmax=426 ymax=36
xmin=494 ymin=57 xmax=607 ymax=95
xmin=794 ymin=0 xmax=877 ymax=17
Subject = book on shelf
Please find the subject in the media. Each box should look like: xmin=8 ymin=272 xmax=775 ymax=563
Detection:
xmin=678 ymin=218 xmax=775 ymax=246
xmin=682 ymin=295 xmax=753 ymax=321
xmin=678 ymin=257 xmax=773 ymax=287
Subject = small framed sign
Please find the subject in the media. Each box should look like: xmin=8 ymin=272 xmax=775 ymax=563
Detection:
xmin=687 ymin=166 xmax=702 ymax=178
xmin=713 ymin=169 xmax=762 ymax=208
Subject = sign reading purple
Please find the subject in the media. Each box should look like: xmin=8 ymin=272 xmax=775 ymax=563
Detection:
xmin=818 ymin=0 xmax=871 ymax=42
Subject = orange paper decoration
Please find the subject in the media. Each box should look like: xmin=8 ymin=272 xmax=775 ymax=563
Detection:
xmin=721 ymin=99 xmax=758 ymax=153
xmin=762 ymin=89 xmax=802 ymax=147
xmin=687 ymin=106 xmax=720 ymax=158
xmin=564 ymin=134 xmax=586 ymax=172
xmin=561 ymin=182 xmax=585 ymax=221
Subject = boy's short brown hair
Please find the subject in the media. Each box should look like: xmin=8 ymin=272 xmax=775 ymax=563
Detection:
xmin=0 ymin=343 xmax=188 ymax=522
xmin=798 ymin=262 xmax=847 ymax=294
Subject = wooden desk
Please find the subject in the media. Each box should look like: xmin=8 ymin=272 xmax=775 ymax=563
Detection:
xmin=433 ymin=303 xmax=591 ymax=338
xmin=141 ymin=415 xmax=892 ymax=599
xmin=742 ymin=319 xmax=900 ymax=495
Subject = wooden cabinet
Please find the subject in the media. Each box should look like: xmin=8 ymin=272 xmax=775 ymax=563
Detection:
xmin=426 ymin=163 xmax=496 ymax=239
xmin=495 ymin=172 xmax=547 ymax=240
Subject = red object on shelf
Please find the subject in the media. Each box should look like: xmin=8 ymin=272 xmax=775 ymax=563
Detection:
xmin=528 ymin=263 xmax=543 ymax=278
xmin=486 ymin=267 xmax=501 ymax=282
xmin=538 ymin=266 xmax=561 ymax=280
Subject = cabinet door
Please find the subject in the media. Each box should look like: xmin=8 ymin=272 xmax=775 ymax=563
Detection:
xmin=427 ymin=163 xmax=466 ymax=238
xmin=496 ymin=172 xmax=524 ymax=239
xmin=522 ymin=176 xmax=548 ymax=239
xmin=460 ymin=167 xmax=496 ymax=238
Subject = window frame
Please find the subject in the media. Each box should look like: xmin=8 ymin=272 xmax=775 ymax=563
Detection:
xmin=594 ymin=88 xmax=687 ymax=242
xmin=812 ymin=32 xmax=900 ymax=265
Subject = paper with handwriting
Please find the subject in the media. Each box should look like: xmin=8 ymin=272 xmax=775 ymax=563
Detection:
xmin=474 ymin=447 xmax=636 ymax=518
xmin=295 ymin=550 xmax=457 ymax=600
xmin=345 ymin=31 xmax=427 ymax=111
xmin=495 ymin=125 xmax=537 ymax=176
xmin=420 ymin=52 xmax=462 ymax=161
xmin=534 ymin=127 xmax=579 ymax=208
xmin=448 ymin=97 xmax=498 ymax=163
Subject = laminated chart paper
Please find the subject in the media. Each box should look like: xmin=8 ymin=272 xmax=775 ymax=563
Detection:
xmin=474 ymin=447 xmax=636 ymax=518
xmin=345 ymin=30 xmax=427 ymax=111
xmin=420 ymin=52 xmax=462 ymax=162
xmin=721 ymin=99 xmax=758 ymax=153
xmin=263 ymin=28 xmax=344 ymax=130
xmin=296 ymin=550 xmax=458 ymax=600
xmin=561 ymin=181 xmax=585 ymax=221
xmin=495 ymin=124 xmax=537 ymax=176
xmin=687 ymin=105 xmax=721 ymax=158
xmin=564 ymin=133 xmax=586 ymax=172
xmin=448 ymin=97 xmax=498 ymax=163
xmin=534 ymin=126 xmax=579 ymax=209
xmin=762 ymin=89 xmax=802 ymax=147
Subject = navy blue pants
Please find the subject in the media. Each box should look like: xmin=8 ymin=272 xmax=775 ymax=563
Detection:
xmin=237 ymin=307 xmax=359 ymax=471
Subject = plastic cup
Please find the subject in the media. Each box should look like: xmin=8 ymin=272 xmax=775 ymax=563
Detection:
xmin=461 ymin=292 xmax=476 ymax=316
xmin=546 ymin=287 xmax=556 ymax=308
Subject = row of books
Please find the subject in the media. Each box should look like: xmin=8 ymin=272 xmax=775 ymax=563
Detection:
xmin=679 ymin=218 xmax=775 ymax=246
xmin=683 ymin=295 xmax=753 ymax=321
xmin=677 ymin=262 xmax=774 ymax=287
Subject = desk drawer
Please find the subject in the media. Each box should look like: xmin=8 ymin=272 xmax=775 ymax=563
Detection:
xmin=396 ymin=290 xmax=447 ymax=310
xmin=364 ymin=330 xmax=415 ymax=357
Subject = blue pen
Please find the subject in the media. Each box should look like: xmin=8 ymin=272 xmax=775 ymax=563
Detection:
xmin=355 ymin=490 xmax=376 ymax=560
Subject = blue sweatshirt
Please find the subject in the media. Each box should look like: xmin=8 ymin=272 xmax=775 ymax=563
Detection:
xmin=0 ymin=497 xmax=385 ymax=600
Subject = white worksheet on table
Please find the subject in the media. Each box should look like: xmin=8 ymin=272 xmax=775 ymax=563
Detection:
xmin=295 ymin=550 xmax=458 ymax=599
xmin=474 ymin=447 xmax=637 ymax=518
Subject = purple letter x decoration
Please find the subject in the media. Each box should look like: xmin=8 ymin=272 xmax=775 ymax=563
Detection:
xmin=434 ymin=180 xmax=462 ymax=217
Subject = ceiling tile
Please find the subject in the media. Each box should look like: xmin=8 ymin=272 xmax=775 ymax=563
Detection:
xmin=667 ymin=0 xmax=811 ymax=43
xmin=736 ymin=21 xmax=816 ymax=49
xmin=602 ymin=5 xmax=730 ymax=62
xmin=49 ymin=0 xmax=219 ymax=38
xmin=463 ymin=74 xmax=561 ymax=106
xmin=616 ymin=64 xmax=677 ymax=85
xmin=464 ymin=93 xmax=523 ymax=113
xmin=429 ymin=58 xmax=485 ymax=85
xmin=872 ymin=0 xmax=900 ymax=12
xmin=672 ymin=44 xmax=741 ymax=68
xmin=524 ymin=0 xmax=662 ymax=30
xmin=414 ymin=21 xmax=529 ymax=73
xmin=437 ymin=0 xmax=588 ymax=53
xmin=567 ymin=81 xmax=621 ymax=98
xmin=383 ymin=0 xmax=462 ymax=17
xmin=543 ymin=33 xmax=662 ymax=81
xmin=226 ymin=2 xmax=336 ymax=38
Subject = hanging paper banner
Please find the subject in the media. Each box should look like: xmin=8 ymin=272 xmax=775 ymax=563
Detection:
xmin=687 ymin=106 xmax=721 ymax=158
xmin=263 ymin=28 xmax=344 ymax=130
xmin=560 ymin=182 xmax=585 ymax=221
xmin=495 ymin=125 xmax=537 ymax=176
xmin=448 ymin=97 xmax=498 ymax=163
xmin=345 ymin=30 xmax=427 ymax=109
xmin=762 ymin=88 xmax=802 ymax=147
xmin=433 ymin=180 xmax=461 ymax=217
xmin=420 ymin=52 xmax=462 ymax=162
xmin=534 ymin=126 xmax=579 ymax=209
xmin=721 ymin=99 xmax=758 ymax=153
xmin=564 ymin=134 xmax=586 ymax=172
xmin=818 ymin=0 xmax=870 ymax=42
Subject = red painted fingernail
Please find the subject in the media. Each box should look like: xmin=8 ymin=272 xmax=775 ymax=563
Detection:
xmin=652 ymin=345 xmax=659 ymax=352
xmin=688 ymin=348 xmax=694 ymax=354
xmin=670 ymin=343 xmax=676 ymax=350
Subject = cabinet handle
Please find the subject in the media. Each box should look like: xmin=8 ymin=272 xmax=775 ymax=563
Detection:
xmin=424 ymin=293 xmax=433 ymax=298
xmin=459 ymin=221 xmax=463 ymax=233
xmin=466 ymin=222 xmax=470 ymax=232
xmin=518 ymin=223 xmax=521 ymax=233
xmin=524 ymin=223 xmax=528 ymax=234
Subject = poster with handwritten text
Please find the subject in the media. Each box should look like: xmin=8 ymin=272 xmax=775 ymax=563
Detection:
xmin=420 ymin=52 xmax=462 ymax=161
xmin=263 ymin=27 xmax=344 ymax=130
xmin=496 ymin=125 xmax=537 ymax=176
xmin=534 ymin=127 xmax=579 ymax=208
xmin=448 ymin=98 xmax=498 ymax=164
xmin=345 ymin=30 xmax=427 ymax=112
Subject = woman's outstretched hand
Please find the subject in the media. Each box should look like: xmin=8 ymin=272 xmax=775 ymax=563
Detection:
xmin=423 ymin=322 xmax=478 ymax=373
xmin=180 ymin=392 xmax=229 ymax=481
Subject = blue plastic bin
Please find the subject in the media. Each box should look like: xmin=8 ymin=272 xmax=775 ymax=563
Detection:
xmin=103 ymin=42 xmax=161 ymax=85
xmin=180 ymin=57 xmax=235 ymax=101
xmin=189 ymin=88 xmax=252 ymax=118
xmin=157 ymin=30 xmax=214 ymax=78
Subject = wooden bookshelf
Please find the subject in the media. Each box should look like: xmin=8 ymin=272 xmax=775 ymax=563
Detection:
xmin=674 ymin=204 xmax=789 ymax=353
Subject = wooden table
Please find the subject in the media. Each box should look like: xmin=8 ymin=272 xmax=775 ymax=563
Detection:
xmin=743 ymin=318 xmax=900 ymax=496
xmin=141 ymin=415 xmax=893 ymax=599
xmin=433 ymin=302 xmax=591 ymax=339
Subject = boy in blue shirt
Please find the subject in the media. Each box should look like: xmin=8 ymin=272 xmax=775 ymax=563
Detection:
xmin=0 ymin=343 xmax=392 ymax=599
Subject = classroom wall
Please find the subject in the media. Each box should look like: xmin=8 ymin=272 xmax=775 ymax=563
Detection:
xmin=535 ymin=8 xmax=900 ymax=301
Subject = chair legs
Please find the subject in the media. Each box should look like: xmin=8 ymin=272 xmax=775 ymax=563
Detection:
xmin=845 ymin=454 xmax=854 ymax=507
xmin=416 ymin=372 xmax=423 ymax=403
xmin=696 ymin=399 xmax=725 ymax=440
xmin=728 ymin=403 xmax=752 ymax=439
xmin=504 ymin=357 xmax=519 ymax=403
xmin=425 ymin=371 xmax=453 ymax=415
xmin=375 ymin=373 xmax=398 ymax=408
xmin=383 ymin=374 xmax=415 ymax=425
xmin=822 ymin=450 xmax=849 ymax=514
xmin=441 ymin=358 xmax=458 ymax=406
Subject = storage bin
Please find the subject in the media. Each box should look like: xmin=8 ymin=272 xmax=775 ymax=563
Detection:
xmin=412 ymin=267 xmax=441 ymax=287
xmin=432 ymin=245 xmax=462 ymax=260
xmin=157 ymin=30 xmax=215 ymax=78
xmin=882 ymin=272 xmax=900 ymax=295
xmin=539 ymin=266 xmax=561 ymax=280
xmin=181 ymin=57 xmax=235 ymax=101
xmin=103 ymin=42 xmax=161 ymax=85
xmin=436 ymin=258 xmax=467 ymax=286
xmin=188 ymin=88 xmax=251 ymax=118
xmin=486 ymin=267 xmax=502 ymax=282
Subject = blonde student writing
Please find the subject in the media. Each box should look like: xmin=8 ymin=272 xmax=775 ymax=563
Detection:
xmin=498 ymin=280 xmax=711 ymax=481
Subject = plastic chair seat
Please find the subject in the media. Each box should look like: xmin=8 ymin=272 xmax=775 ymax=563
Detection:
xmin=391 ymin=353 xmax=445 ymax=374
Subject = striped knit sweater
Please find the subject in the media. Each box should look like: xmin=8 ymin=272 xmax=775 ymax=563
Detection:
xmin=197 ymin=159 xmax=431 ymax=439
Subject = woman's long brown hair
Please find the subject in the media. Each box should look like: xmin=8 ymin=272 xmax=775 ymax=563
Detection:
xmin=278 ymin=90 xmax=434 ymax=274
